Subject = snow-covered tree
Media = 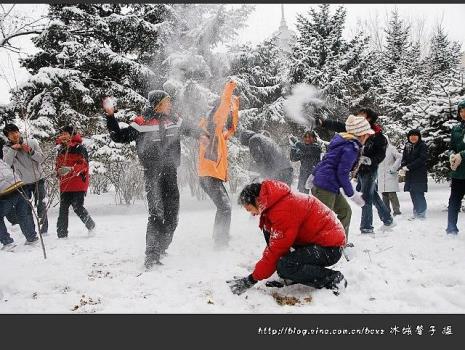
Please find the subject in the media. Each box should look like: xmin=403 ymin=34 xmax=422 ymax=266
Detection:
xmin=288 ymin=4 xmax=372 ymax=122
xmin=424 ymin=25 xmax=462 ymax=82
xmin=155 ymin=4 xmax=251 ymax=196
xmin=228 ymin=39 xmax=285 ymax=131
xmin=376 ymin=11 xmax=428 ymax=143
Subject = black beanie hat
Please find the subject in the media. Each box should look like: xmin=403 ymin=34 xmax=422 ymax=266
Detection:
xmin=143 ymin=90 xmax=170 ymax=120
xmin=60 ymin=126 xmax=75 ymax=135
xmin=148 ymin=90 xmax=169 ymax=109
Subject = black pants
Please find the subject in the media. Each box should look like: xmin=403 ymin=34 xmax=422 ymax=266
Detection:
xmin=23 ymin=179 xmax=49 ymax=234
xmin=276 ymin=244 xmax=343 ymax=289
xmin=447 ymin=178 xmax=465 ymax=232
xmin=57 ymin=192 xmax=95 ymax=237
xmin=199 ymin=176 xmax=231 ymax=246
xmin=145 ymin=165 xmax=180 ymax=261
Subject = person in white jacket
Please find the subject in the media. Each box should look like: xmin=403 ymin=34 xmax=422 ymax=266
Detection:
xmin=377 ymin=136 xmax=402 ymax=216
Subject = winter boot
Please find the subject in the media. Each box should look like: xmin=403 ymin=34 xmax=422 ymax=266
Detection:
xmin=88 ymin=227 xmax=96 ymax=237
xmin=24 ymin=236 xmax=39 ymax=245
xmin=379 ymin=220 xmax=396 ymax=232
xmin=2 ymin=243 xmax=16 ymax=252
xmin=327 ymin=272 xmax=348 ymax=296
xmin=360 ymin=228 xmax=374 ymax=234
xmin=1 ymin=238 xmax=16 ymax=252
xmin=265 ymin=279 xmax=298 ymax=288
xmin=144 ymin=254 xmax=163 ymax=270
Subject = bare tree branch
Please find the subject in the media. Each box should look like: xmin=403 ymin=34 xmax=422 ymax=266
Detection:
xmin=0 ymin=29 xmax=43 ymax=48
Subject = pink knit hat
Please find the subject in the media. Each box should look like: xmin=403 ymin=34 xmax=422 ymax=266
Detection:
xmin=345 ymin=115 xmax=375 ymax=136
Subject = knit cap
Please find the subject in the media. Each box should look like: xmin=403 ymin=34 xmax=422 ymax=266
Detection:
xmin=345 ymin=115 xmax=375 ymax=136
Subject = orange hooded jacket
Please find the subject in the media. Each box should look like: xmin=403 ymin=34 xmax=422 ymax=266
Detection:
xmin=198 ymin=81 xmax=239 ymax=181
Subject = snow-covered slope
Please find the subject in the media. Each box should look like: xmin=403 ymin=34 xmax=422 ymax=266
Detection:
xmin=1 ymin=181 xmax=464 ymax=313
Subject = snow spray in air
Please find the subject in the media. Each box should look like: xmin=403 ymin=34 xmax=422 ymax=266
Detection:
xmin=283 ymin=84 xmax=325 ymax=129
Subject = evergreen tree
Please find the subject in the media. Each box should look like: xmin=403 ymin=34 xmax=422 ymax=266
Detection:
xmin=383 ymin=9 xmax=411 ymax=74
xmin=377 ymin=11 xmax=426 ymax=143
xmin=228 ymin=39 xmax=285 ymax=131
xmin=6 ymin=3 xmax=251 ymax=199
xmin=425 ymin=26 xmax=462 ymax=81
xmin=288 ymin=4 xmax=371 ymax=122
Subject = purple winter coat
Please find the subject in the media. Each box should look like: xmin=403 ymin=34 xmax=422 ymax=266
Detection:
xmin=312 ymin=133 xmax=361 ymax=197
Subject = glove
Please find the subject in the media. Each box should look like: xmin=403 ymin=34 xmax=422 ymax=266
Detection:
xmin=226 ymin=274 xmax=257 ymax=295
xmin=451 ymin=153 xmax=462 ymax=171
xmin=360 ymin=156 xmax=372 ymax=165
xmin=58 ymin=166 xmax=73 ymax=176
xmin=348 ymin=191 xmax=365 ymax=207
xmin=288 ymin=135 xmax=299 ymax=146
xmin=305 ymin=174 xmax=314 ymax=190
xmin=401 ymin=166 xmax=409 ymax=172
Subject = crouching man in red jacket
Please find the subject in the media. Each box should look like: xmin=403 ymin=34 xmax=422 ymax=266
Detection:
xmin=227 ymin=180 xmax=347 ymax=296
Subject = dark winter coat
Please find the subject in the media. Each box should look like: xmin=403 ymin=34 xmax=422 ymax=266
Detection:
xmin=450 ymin=121 xmax=465 ymax=179
xmin=0 ymin=137 xmax=5 ymax=159
xmin=106 ymin=113 xmax=202 ymax=169
xmin=321 ymin=119 xmax=387 ymax=174
xmin=252 ymin=180 xmax=346 ymax=281
xmin=290 ymin=141 xmax=322 ymax=192
xmin=312 ymin=133 xmax=362 ymax=197
xmin=401 ymin=135 xmax=428 ymax=193
xmin=240 ymin=130 xmax=292 ymax=180
xmin=55 ymin=134 xmax=90 ymax=193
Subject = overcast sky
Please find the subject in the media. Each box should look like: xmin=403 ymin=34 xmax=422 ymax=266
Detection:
xmin=1 ymin=3 xmax=464 ymax=104
xmin=235 ymin=4 xmax=465 ymax=45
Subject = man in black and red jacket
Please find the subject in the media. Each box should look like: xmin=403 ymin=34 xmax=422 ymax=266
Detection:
xmin=103 ymin=91 xmax=209 ymax=269
xmin=55 ymin=126 xmax=95 ymax=238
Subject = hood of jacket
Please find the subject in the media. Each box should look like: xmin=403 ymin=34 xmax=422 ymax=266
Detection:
xmin=328 ymin=133 xmax=360 ymax=150
xmin=258 ymin=180 xmax=291 ymax=211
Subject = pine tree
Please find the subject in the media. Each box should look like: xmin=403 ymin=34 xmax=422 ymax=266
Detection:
xmin=404 ymin=26 xmax=464 ymax=181
xmin=6 ymin=4 xmax=252 ymax=197
xmin=12 ymin=3 xmax=172 ymax=137
xmin=228 ymin=39 xmax=285 ymax=130
xmin=425 ymin=25 xmax=462 ymax=81
xmin=377 ymin=10 xmax=427 ymax=145
xmin=383 ymin=10 xmax=411 ymax=74
xmin=288 ymin=4 xmax=371 ymax=122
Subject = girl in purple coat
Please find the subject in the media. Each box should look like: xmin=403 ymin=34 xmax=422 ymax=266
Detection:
xmin=309 ymin=115 xmax=374 ymax=242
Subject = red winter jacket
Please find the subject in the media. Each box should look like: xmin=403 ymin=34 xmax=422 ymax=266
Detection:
xmin=55 ymin=134 xmax=90 ymax=192
xmin=252 ymin=180 xmax=346 ymax=281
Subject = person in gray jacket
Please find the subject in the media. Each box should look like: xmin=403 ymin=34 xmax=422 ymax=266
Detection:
xmin=0 ymin=159 xmax=38 ymax=249
xmin=3 ymin=124 xmax=48 ymax=235
xmin=240 ymin=130 xmax=294 ymax=186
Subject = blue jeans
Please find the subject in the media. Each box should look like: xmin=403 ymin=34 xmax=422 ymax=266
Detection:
xmin=409 ymin=191 xmax=427 ymax=218
xmin=23 ymin=179 xmax=48 ymax=234
xmin=0 ymin=190 xmax=37 ymax=244
xmin=357 ymin=171 xmax=393 ymax=231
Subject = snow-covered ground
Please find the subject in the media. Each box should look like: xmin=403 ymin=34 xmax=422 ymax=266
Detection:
xmin=1 ymin=181 xmax=465 ymax=313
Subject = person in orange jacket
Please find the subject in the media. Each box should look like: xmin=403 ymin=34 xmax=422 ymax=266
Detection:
xmin=198 ymin=80 xmax=239 ymax=248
